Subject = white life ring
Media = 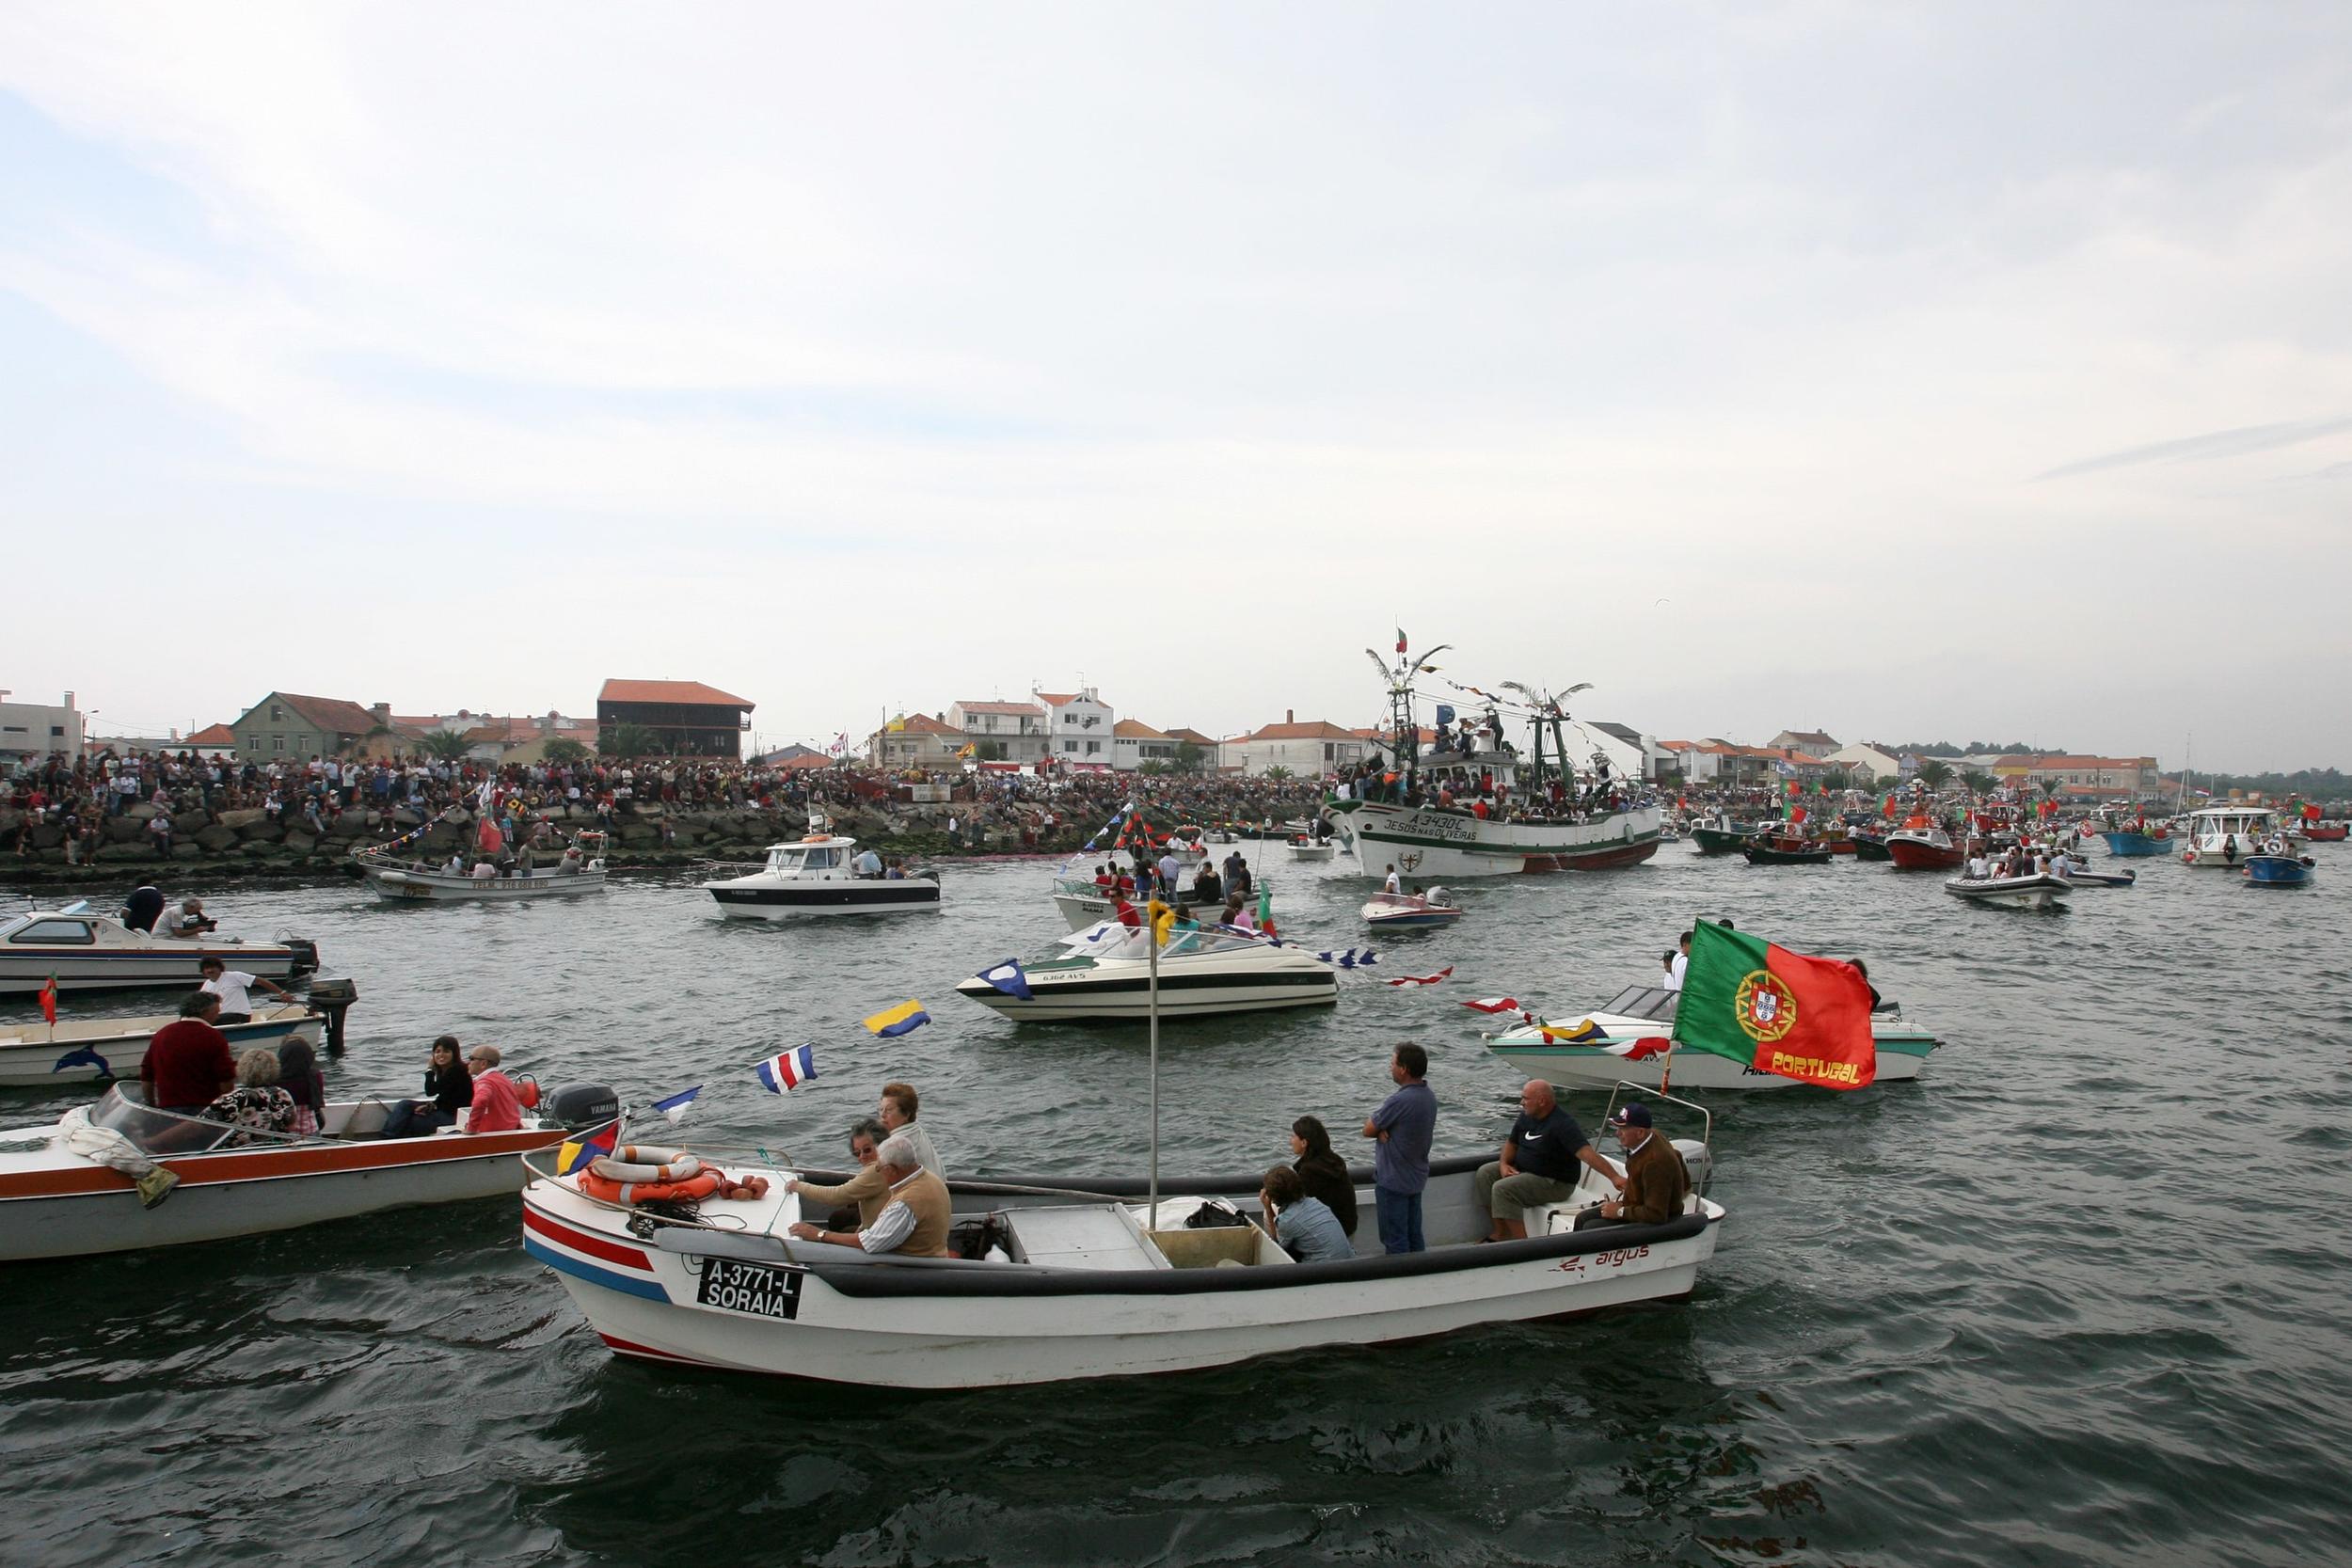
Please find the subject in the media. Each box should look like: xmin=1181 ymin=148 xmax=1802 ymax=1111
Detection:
xmin=593 ymin=1146 xmax=702 ymax=1183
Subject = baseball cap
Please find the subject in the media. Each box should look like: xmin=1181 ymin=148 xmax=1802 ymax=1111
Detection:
xmin=1610 ymin=1103 xmax=1653 ymax=1129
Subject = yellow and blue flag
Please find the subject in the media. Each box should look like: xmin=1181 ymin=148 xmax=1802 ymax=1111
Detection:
xmin=557 ymin=1120 xmax=617 ymax=1177
xmin=863 ymin=1000 xmax=930 ymax=1037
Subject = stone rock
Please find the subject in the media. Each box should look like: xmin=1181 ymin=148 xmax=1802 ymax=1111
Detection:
xmin=0 ymin=809 xmax=20 ymax=834
xmin=173 ymin=809 xmax=213 ymax=834
xmin=617 ymin=822 xmax=659 ymax=846
xmin=197 ymin=824 xmax=238 ymax=852
xmin=32 ymin=823 xmax=64 ymax=849
xmin=217 ymin=808 xmax=268 ymax=832
xmin=325 ymin=816 xmax=366 ymax=840
xmin=282 ymin=831 xmax=317 ymax=854
xmin=105 ymin=816 xmax=147 ymax=845
xmin=124 ymin=801 xmax=158 ymax=821
xmin=96 ymin=843 xmax=151 ymax=862
xmin=392 ymin=805 xmax=425 ymax=828
xmin=239 ymin=817 xmax=284 ymax=843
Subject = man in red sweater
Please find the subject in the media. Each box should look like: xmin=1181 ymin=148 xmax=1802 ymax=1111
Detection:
xmin=142 ymin=991 xmax=236 ymax=1113
xmin=463 ymin=1044 xmax=523 ymax=1133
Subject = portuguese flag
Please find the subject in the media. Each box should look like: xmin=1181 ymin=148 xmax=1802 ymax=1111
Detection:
xmin=1672 ymin=922 xmax=1876 ymax=1089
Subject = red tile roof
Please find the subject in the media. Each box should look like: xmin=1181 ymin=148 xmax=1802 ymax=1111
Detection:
xmin=1033 ymin=691 xmax=1082 ymax=707
xmin=882 ymin=713 xmax=961 ymax=737
xmin=185 ymin=723 xmax=237 ymax=746
xmin=1162 ymin=727 xmax=1217 ymax=746
xmin=276 ymin=693 xmax=384 ymax=737
xmin=1244 ymin=720 xmax=1360 ymax=741
xmin=598 ymin=679 xmax=753 ymax=708
xmin=1113 ymin=720 xmax=1173 ymax=740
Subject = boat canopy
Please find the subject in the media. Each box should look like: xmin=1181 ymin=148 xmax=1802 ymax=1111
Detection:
xmin=2 ymin=913 xmax=99 ymax=944
xmin=760 ymin=842 xmax=858 ymax=873
xmin=88 ymin=1085 xmax=278 ymax=1155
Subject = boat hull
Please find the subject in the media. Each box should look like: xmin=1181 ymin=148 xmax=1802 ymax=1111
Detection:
xmin=2099 ymin=832 xmax=2168 ymax=857
xmin=0 ymin=944 xmax=309 ymax=995
xmin=2243 ymin=855 xmax=2314 ymax=886
xmin=1886 ymin=834 xmax=1964 ymax=871
xmin=707 ymin=884 xmax=941 ymax=918
xmin=522 ymin=1162 xmax=1720 ymax=1388
xmin=954 ymin=966 xmax=1338 ymax=1021
xmin=365 ymin=864 xmax=607 ymax=900
xmin=1327 ymin=800 xmax=1661 ymax=878
xmin=0 ymin=1007 xmax=323 ymax=1087
xmin=1489 ymin=1026 xmax=1937 ymax=1092
xmin=0 ymin=1121 xmax=576 ymax=1260
xmin=1945 ymin=875 xmax=2071 ymax=909
xmin=1743 ymin=846 xmax=1833 ymax=865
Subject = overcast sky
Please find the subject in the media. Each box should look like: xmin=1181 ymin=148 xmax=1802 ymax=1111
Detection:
xmin=4 ymin=3 xmax=2348 ymax=770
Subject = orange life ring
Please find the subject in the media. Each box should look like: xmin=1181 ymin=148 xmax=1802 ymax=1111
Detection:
xmin=595 ymin=1147 xmax=702 ymax=1183
xmin=579 ymin=1169 xmax=726 ymax=1205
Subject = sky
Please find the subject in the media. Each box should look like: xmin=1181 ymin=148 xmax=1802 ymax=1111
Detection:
xmin=3 ymin=2 xmax=2348 ymax=771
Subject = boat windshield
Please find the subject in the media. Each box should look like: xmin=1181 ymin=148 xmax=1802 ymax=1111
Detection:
xmin=87 ymin=1085 xmax=242 ymax=1155
xmin=764 ymin=847 xmax=806 ymax=873
xmin=1600 ymin=984 xmax=1680 ymax=1022
xmin=1060 ymin=922 xmax=1267 ymax=959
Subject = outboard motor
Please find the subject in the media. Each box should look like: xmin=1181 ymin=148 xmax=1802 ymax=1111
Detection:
xmin=283 ymin=938 xmax=322 ymax=976
xmin=543 ymin=1083 xmax=620 ymax=1132
xmin=304 ymin=975 xmax=358 ymax=1055
xmin=1673 ymin=1139 xmax=1714 ymax=1201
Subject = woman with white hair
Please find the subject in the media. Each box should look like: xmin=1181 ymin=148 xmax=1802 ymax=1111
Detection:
xmin=204 ymin=1048 xmax=299 ymax=1143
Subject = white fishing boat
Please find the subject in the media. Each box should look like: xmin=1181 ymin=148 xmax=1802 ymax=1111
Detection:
xmin=361 ymin=858 xmax=608 ymax=900
xmin=1361 ymin=888 xmax=1464 ymax=928
xmin=1944 ymin=872 xmax=2074 ymax=910
xmin=1287 ymin=838 xmax=1339 ymax=862
xmin=520 ymin=1109 xmax=1724 ymax=1388
xmin=0 ymin=1003 xmax=327 ymax=1087
xmin=0 ymin=1081 xmax=617 ymax=1261
xmin=955 ymin=922 xmax=1337 ymax=1022
xmin=1482 ymin=982 xmax=1938 ymax=1092
xmin=2178 ymin=806 xmax=2282 ymax=869
xmin=703 ymin=820 xmax=940 ymax=919
xmin=1325 ymin=642 xmax=1661 ymax=877
xmin=0 ymin=910 xmax=319 ymax=995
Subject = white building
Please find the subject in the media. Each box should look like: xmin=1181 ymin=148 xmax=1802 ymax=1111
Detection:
xmin=1228 ymin=715 xmax=1367 ymax=777
xmin=1035 ymin=687 xmax=1115 ymax=768
xmin=1584 ymin=721 xmax=1662 ymax=783
xmin=948 ymin=700 xmax=1050 ymax=765
xmin=0 ymin=691 xmax=85 ymax=766
xmin=1112 ymin=720 xmax=1180 ymax=770
xmin=1820 ymin=742 xmax=1902 ymax=786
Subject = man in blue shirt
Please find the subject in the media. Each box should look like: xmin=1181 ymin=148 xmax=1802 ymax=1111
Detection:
xmin=1362 ymin=1041 xmax=1437 ymax=1253
xmin=1474 ymin=1079 xmax=1626 ymax=1241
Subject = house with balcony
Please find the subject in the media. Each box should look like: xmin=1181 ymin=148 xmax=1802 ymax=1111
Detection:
xmin=1769 ymin=729 xmax=1840 ymax=759
xmin=596 ymin=679 xmax=754 ymax=760
xmin=948 ymin=699 xmax=1051 ymax=765
xmin=1035 ymin=687 xmax=1115 ymax=768
xmin=865 ymin=713 xmax=963 ymax=769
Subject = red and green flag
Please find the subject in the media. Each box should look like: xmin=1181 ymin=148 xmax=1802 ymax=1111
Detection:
xmin=1671 ymin=922 xmax=1876 ymax=1089
xmin=39 ymin=974 xmax=57 ymax=1026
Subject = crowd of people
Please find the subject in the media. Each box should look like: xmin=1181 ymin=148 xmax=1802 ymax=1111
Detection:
xmin=4 ymin=745 xmax=1330 ymax=862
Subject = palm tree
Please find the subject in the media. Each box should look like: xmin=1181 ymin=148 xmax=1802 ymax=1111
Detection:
xmin=1263 ymin=765 xmax=1294 ymax=782
xmin=542 ymin=736 xmax=589 ymax=765
xmin=418 ymin=729 xmax=474 ymax=764
xmin=1914 ymin=758 xmax=1954 ymax=791
xmin=1962 ymin=769 xmax=1997 ymax=796
xmin=601 ymin=722 xmax=658 ymax=760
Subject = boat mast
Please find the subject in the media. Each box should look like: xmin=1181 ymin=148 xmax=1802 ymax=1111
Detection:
xmin=1147 ymin=906 xmax=1161 ymax=1229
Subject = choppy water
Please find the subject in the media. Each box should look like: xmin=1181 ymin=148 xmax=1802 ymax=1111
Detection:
xmin=3 ymin=844 xmax=2348 ymax=1567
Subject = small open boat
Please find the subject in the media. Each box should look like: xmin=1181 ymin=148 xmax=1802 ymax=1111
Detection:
xmin=362 ymin=859 xmax=608 ymax=900
xmin=2055 ymin=863 xmax=2137 ymax=888
xmin=1361 ymin=889 xmax=1463 ymax=927
xmin=1286 ymin=837 xmax=1338 ymax=861
xmin=1743 ymin=839 xmax=1833 ymax=865
xmin=2243 ymin=854 xmax=2315 ymax=887
xmin=2304 ymin=821 xmax=2346 ymax=843
xmin=2099 ymin=830 xmax=2169 ymax=857
xmin=1482 ymin=982 xmax=1938 ymax=1092
xmin=521 ymin=1105 xmax=1725 ymax=1388
xmin=1688 ymin=823 xmax=1755 ymax=855
xmin=1945 ymin=872 xmax=2072 ymax=910
xmin=0 ymin=1002 xmax=330 ymax=1088
xmin=1886 ymin=828 xmax=1965 ymax=871
xmin=0 ymin=1081 xmax=616 ymax=1260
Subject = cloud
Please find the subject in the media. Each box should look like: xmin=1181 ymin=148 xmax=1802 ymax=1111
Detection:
xmin=2034 ymin=416 xmax=2352 ymax=480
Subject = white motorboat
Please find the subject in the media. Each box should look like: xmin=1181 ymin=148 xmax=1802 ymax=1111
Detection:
xmin=0 ymin=1081 xmax=616 ymax=1261
xmin=2178 ymin=805 xmax=2281 ymax=869
xmin=1945 ymin=872 xmax=2073 ymax=910
xmin=1286 ymin=837 xmax=1338 ymax=862
xmin=520 ymin=1116 xmax=1724 ymax=1388
xmin=361 ymin=859 xmax=608 ymax=900
xmin=0 ymin=1002 xmax=326 ymax=1087
xmin=0 ymin=910 xmax=319 ymax=995
xmin=703 ymin=824 xmax=939 ymax=919
xmin=2052 ymin=856 xmax=2136 ymax=888
xmin=955 ymin=922 xmax=1338 ymax=1022
xmin=1361 ymin=888 xmax=1464 ymax=928
xmin=1482 ymin=981 xmax=1938 ymax=1092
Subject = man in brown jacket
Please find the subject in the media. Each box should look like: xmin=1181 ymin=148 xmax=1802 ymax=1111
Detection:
xmin=787 ymin=1132 xmax=951 ymax=1258
xmin=1593 ymin=1103 xmax=1690 ymax=1226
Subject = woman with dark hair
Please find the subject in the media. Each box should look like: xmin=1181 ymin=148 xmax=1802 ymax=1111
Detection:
xmin=1290 ymin=1115 xmax=1359 ymax=1237
xmin=380 ymin=1037 xmax=471 ymax=1138
xmin=277 ymin=1037 xmax=327 ymax=1137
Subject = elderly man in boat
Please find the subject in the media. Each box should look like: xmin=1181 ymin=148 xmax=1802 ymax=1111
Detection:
xmin=1474 ymin=1080 xmax=1624 ymax=1242
xmin=783 ymin=1134 xmax=950 ymax=1256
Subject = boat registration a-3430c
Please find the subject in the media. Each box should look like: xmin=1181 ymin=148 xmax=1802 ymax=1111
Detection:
xmin=695 ymin=1257 xmax=803 ymax=1319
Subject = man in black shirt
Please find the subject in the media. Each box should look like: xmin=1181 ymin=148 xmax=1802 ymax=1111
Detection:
xmin=1473 ymin=1079 xmax=1625 ymax=1241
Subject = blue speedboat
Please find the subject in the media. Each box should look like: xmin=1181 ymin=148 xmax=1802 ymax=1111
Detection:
xmin=2099 ymin=831 xmax=2168 ymax=858
xmin=2244 ymin=854 xmax=2315 ymax=887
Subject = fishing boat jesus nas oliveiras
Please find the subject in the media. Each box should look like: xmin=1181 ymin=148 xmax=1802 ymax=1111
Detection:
xmin=1323 ymin=636 xmax=1661 ymax=877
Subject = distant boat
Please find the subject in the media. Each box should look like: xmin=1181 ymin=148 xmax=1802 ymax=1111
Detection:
xmin=1945 ymin=872 xmax=2072 ymax=910
xmin=2099 ymin=830 xmax=2169 ymax=857
xmin=1743 ymin=839 xmax=1834 ymax=866
xmin=2303 ymin=821 xmax=2347 ymax=843
xmin=2243 ymin=854 xmax=2315 ymax=887
xmin=1886 ymin=827 xmax=1965 ymax=872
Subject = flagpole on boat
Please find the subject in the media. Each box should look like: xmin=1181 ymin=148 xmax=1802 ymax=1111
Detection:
xmin=1148 ymin=901 xmax=1161 ymax=1230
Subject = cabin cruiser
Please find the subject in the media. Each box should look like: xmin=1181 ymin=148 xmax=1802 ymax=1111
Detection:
xmin=1885 ymin=825 xmax=1964 ymax=871
xmin=2178 ymin=806 xmax=2281 ymax=868
xmin=0 ymin=909 xmax=318 ymax=995
xmin=0 ymin=1080 xmax=616 ymax=1260
xmin=955 ymin=922 xmax=1338 ymax=1022
xmin=1482 ymin=982 xmax=1937 ymax=1092
xmin=703 ymin=819 xmax=939 ymax=918
xmin=520 ymin=1096 xmax=1724 ymax=1387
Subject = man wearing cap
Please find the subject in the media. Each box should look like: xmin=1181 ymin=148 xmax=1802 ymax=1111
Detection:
xmin=1586 ymin=1103 xmax=1690 ymax=1227
xmin=1474 ymin=1080 xmax=1625 ymax=1241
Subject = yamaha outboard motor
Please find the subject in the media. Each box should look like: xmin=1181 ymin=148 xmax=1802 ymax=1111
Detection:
xmin=283 ymin=938 xmax=322 ymax=975
xmin=544 ymin=1083 xmax=620 ymax=1132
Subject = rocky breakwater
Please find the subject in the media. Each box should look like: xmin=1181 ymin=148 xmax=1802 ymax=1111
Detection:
xmin=0 ymin=797 xmax=1096 ymax=890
